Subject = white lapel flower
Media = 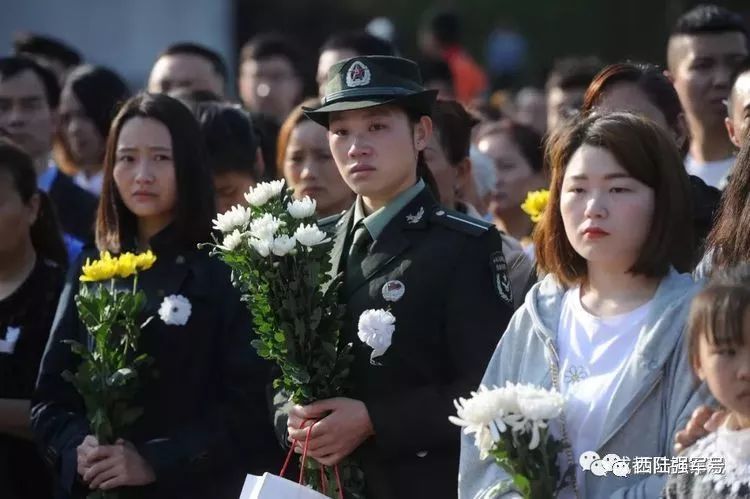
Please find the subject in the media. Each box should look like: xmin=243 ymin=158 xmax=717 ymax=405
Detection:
xmin=244 ymin=180 xmax=285 ymax=207
xmin=248 ymin=213 xmax=284 ymax=241
xmin=220 ymin=229 xmax=244 ymax=251
xmin=159 ymin=295 xmax=192 ymax=326
xmin=212 ymin=205 xmax=251 ymax=233
xmin=248 ymin=237 xmax=271 ymax=257
xmin=357 ymin=309 xmax=395 ymax=363
xmin=271 ymin=235 xmax=296 ymax=256
xmin=294 ymin=224 xmax=330 ymax=247
xmin=287 ymin=197 xmax=317 ymax=219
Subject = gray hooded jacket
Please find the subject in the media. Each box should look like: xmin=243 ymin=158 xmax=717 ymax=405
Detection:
xmin=458 ymin=270 xmax=713 ymax=498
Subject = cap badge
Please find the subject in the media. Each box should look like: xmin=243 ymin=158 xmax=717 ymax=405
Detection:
xmin=346 ymin=61 xmax=372 ymax=87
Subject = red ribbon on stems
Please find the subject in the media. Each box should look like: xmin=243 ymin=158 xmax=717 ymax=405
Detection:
xmin=279 ymin=420 xmax=344 ymax=499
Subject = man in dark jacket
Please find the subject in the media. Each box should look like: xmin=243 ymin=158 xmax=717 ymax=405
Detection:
xmin=0 ymin=56 xmax=97 ymax=245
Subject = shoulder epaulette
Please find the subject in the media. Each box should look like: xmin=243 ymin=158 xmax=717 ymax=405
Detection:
xmin=430 ymin=208 xmax=492 ymax=236
xmin=317 ymin=211 xmax=346 ymax=232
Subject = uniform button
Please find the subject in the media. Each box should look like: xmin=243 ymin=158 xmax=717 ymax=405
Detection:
xmin=44 ymin=446 xmax=57 ymax=465
xmin=175 ymin=255 xmax=186 ymax=264
xmin=416 ymin=451 xmax=428 ymax=458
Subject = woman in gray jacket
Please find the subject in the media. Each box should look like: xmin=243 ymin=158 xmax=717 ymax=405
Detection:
xmin=458 ymin=112 xmax=712 ymax=498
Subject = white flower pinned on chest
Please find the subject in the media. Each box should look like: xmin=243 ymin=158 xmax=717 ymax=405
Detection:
xmin=158 ymin=295 xmax=192 ymax=326
xmin=357 ymin=309 xmax=395 ymax=365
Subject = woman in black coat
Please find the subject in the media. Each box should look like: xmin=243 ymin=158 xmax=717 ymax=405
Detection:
xmin=32 ymin=93 xmax=281 ymax=499
xmin=0 ymin=139 xmax=67 ymax=499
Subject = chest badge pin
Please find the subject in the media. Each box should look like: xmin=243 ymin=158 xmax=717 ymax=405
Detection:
xmin=382 ymin=280 xmax=405 ymax=303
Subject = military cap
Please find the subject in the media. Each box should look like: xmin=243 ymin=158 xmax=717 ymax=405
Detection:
xmin=303 ymin=55 xmax=438 ymax=127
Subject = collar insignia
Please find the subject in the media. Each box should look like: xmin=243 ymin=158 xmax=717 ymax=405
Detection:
xmin=406 ymin=206 xmax=424 ymax=224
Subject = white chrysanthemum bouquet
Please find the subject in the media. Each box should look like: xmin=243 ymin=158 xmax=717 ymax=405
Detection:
xmin=207 ymin=181 xmax=357 ymax=498
xmin=451 ymin=382 xmax=572 ymax=499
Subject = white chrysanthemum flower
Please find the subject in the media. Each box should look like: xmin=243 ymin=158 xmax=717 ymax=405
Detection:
xmin=158 ymin=295 xmax=192 ymax=326
xmin=212 ymin=205 xmax=251 ymax=233
xmin=501 ymin=382 xmax=564 ymax=450
xmin=475 ymin=426 xmax=495 ymax=460
xmin=271 ymin=235 xmax=296 ymax=256
xmin=244 ymin=180 xmax=284 ymax=207
xmin=248 ymin=237 xmax=271 ymax=257
xmin=449 ymin=385 xmax=511 ymax=460
xmin=219 ymin=229 xmax=244 ymax=251
xmin=357 ymin=309 xmax=395 ymax=361
xmin=244 ymin=184 xmax=273 ymax=207
xmin=517 ymin=387 xmax=564 ymax=421
xmin=488 ymin=382 xmax=521 ymax=416
xmin=248 ymin=213 xmax=284 ymax=241
xmin=266 ymin=179 xmax=285 ymax=196
xmin=287 ymin=196 xmax=317 ymax=219
xmin=294 ymin=224 xmax=330 ymax=247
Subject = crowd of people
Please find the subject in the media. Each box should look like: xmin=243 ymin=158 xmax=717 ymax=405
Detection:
xmin=1 ymin=3 xmax=750 ymax=499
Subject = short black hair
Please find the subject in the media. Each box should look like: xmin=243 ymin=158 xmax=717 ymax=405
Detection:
xmin=159 ymin=42 xmax=228 ymax=82
xmin=728 ymin=57 xmax=750 ymax=115
xmin=671 ymin=4 xmax=749 ymax=39
xmin=430 ymin=100 xmax=478 ymax=164
xmin=546 ymin=56 xmax=604 ymax=92
xmin=422 ymin=8 xmax=461 ymax=45
xmin=169 ymin=88 xmax=222 ymax=113
xmin=63 ymin=65 xmax=131 ymax=138
xmin=12 ymin=33 xmax=81 ymax=68
xmin=419 ymin=57 xmax=454 ymax=85
xmin=194 ymin=102 xmax=259 ymax=179
xmin=240 ymin=33 xmax=302 ymax=71
xmin=320 ymin=30 xmax=395 ymax=57
xmin=0 ymin=56 xmax=60 ymax=109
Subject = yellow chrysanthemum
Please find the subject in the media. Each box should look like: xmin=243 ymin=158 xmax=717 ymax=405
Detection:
xmin=521 ymin=189 xmax=550 ymax=224
xmin=135 ymin=250 xmax=157 ymax=271
xmin=115 ymin=252 xmax=138 ymax=278
xmin=80 ymin=252 xmax=118 ymax=282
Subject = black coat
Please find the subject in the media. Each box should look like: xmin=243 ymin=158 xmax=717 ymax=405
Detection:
xmin=323 ymin=187 xmax=515 ymax=499
xmin=47 ymin=170 xmax=98 ymax=242
xmin=0 ymin=258 xmax=64 ymax=499
xmin=32 ymin=229 xmax=283 ymax=499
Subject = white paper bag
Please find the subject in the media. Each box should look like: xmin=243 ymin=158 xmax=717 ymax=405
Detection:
xmin=239 ymin=472 xmax=330 ymax=499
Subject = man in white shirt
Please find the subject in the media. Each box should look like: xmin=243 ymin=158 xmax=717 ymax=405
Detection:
xmin=666 ymin=4 xmax=748 ymax=188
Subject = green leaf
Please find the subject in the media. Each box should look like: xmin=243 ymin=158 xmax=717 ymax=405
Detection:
xmin=512 ymin=473 xmax=531 ymax=497
xmin=107 ymin=368 xmax=136 ymax=387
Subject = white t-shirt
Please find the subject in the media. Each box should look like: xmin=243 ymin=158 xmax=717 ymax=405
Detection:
xmin=556 ymin=287 xmax=652 ymax=495
xmin=685 ymin=154 xmax=735 ymax=189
